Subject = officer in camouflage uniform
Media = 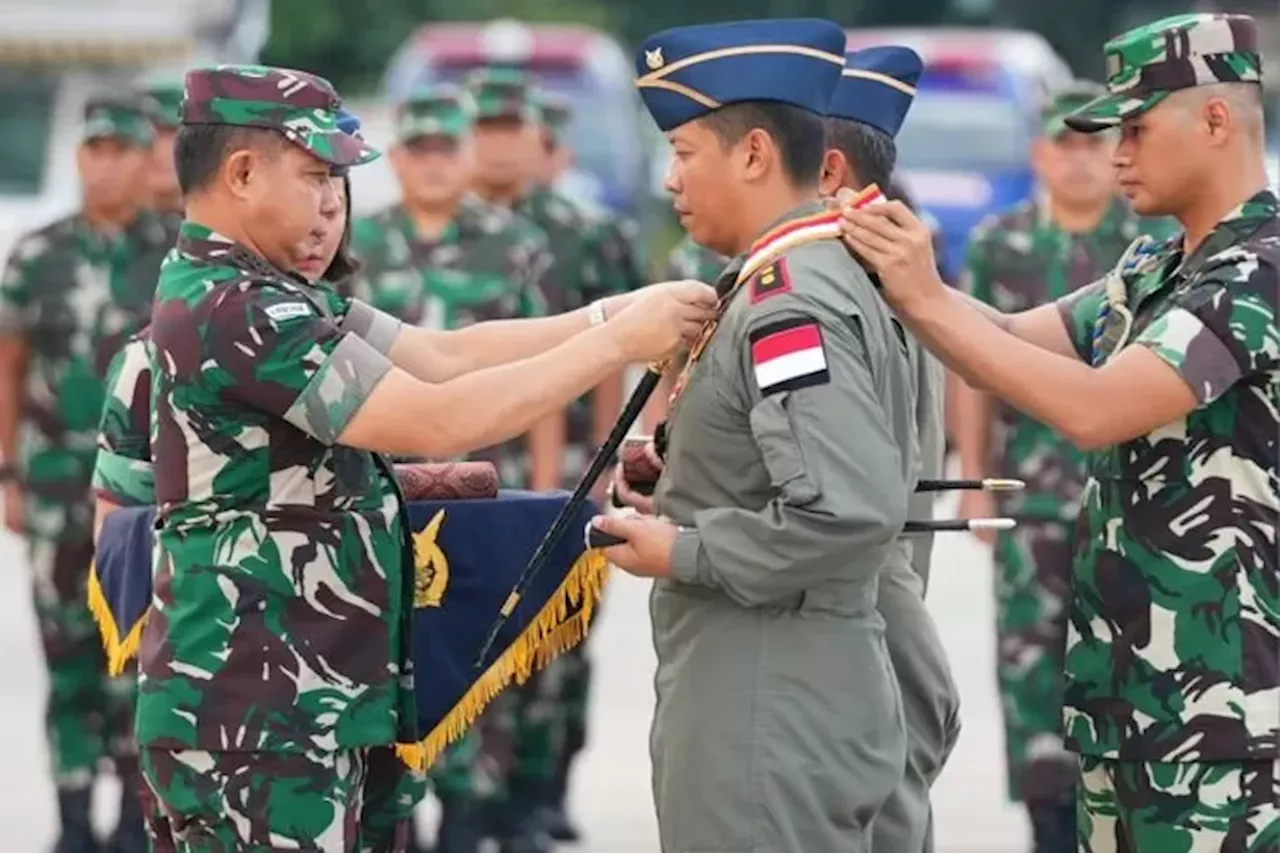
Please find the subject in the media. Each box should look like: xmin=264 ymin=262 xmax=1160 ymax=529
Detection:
xmin=840 ymin=12 xmax=1278 ymax=852
xmin=346 ymin=83 xmax=554 ymax=853
xmin=92 ymin=116 xmax=366 ymax=852
xmin=0 ymin=93 xmax=168 ymax=853
xmin=137 ymin=64 xmax=712 ymax=852
xmin=136 ymin=78 xmax=186 ymax=221
xmin=955 ymin=82 xmax=1175 ymax=853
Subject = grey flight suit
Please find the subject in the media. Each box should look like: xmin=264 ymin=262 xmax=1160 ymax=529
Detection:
xmin=652 ymin=202 xmax=916 ymax=853
xmin=872 ymin=347 xmax=962 ymax=853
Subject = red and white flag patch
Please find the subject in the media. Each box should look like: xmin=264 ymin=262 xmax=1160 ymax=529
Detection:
xmin=749 ymin=316 xmax=829 ymax=396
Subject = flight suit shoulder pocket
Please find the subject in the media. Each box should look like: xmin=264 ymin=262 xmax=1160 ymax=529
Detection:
xmin=748 ymin=392 xmax=819 ymax=506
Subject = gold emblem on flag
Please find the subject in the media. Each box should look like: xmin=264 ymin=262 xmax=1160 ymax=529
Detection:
xmin=413 ymin=509 xmax=450 ymax=608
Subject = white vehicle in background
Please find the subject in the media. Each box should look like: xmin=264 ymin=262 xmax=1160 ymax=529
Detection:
xmin=0 ymin=0 xmax=268 ymax=258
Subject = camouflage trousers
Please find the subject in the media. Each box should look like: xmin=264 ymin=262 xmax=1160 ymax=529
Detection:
xmin=140 ymin=745 xmax=430 ymax=852
xmin=29 ymin=535 xmax=139 ymax=788
xmin=992 ymin=521 xmax=1076 ymax=804
xmin=1077 ymin=755 xmax=1280 ymax=852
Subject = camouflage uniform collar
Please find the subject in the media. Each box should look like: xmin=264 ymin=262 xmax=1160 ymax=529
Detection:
xmin=1172 ymin=188 xmax=1277 ymax=280
xmin=175 ymin=220 xmax=313 ymax=286
xmin=74 ymin=208 xmax=169 ymax=249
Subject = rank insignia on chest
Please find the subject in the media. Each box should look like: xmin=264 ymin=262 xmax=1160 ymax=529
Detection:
xmin=749 ymin=315 xmax=829 ymax=396
xmin=413 ymin=509 xmax=450 ymax=608
xmin=749 ymin=259 xmax=791 ymax=304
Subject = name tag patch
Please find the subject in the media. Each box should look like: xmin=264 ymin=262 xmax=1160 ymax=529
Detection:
xmin=264 ymin=302 xmax=314 ymax=322
xmin=749 ymin=316 xmax=829 ymax=396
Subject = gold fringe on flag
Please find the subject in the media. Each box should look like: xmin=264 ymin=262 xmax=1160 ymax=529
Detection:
xmin=86 ymin=562 xmax=147 ymax=677
xmin=394 ymin=548 xmax=611 ymax=772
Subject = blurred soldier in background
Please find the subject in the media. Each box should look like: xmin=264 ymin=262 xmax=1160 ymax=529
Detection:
xmin=527 ymin=85 xmax=650 ymax=844
xmin=462 ymin=66 xmax=624 ymax=853
xmin=136 ymin=79 xmax=186 ymax=222
xmin=346 ymin=84 xmax=556 ymax=853
xmin=952 ymin=81 xmax=1178 ymax=853
xmin=0 ymin=94 xmax=170 ymax=853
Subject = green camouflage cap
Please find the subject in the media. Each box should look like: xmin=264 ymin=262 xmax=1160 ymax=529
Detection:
xmin=462 ymin=66 xmax=539 ymax=122
xmin=82 ymin=95 xmax=155 ymax=146
xmin=1065 ymin=13 xmax=1262 ymax=133
xmin=180 ymin=64 xmax=379 ymax=167
xmin=1042 ymin=80 xmax=1108 ymax=137
xmin=396 ymin=84 xmax=475 ymax=142
xmin=139 ymin=79 xmax=185 ymax=128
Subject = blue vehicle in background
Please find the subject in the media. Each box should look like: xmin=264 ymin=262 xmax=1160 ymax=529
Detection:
xmin=381 ymin=19 xmax=650 ymax=219
xmin=844 ymin=29 xmax=1073 ymax=282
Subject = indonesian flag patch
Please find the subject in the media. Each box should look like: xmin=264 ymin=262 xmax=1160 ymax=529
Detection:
xmin=749 ymin=315 xmax=830 ymax=396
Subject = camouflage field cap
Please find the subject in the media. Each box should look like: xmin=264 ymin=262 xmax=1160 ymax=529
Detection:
xmin=180 ymin=64 xmax=379 ymax=167
xmin=140 ymin=79 xmax=185 ymax=129
xmin=82 ymin=95 xmax=156 ymax=147
xmin=396 ymin=84 xmax=475 ymax=142
xmin=462 ymin=66 xmax=539 ymax=122
xmin=1042 ymin=80 xmax=1108 ymax=138
xmin=1065 ymin=13 xmax=1262 ymax=133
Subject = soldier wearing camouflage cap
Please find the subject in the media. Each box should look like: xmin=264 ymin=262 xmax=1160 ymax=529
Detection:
xmin=841 ymin=12 xmax=1278 ymax=852
xmin=953 ymin=78 xmax=1176 ymax=853
xmin=0 ymin=90 xmax=171 ymax=853
xmin=347 ymin=82 xmax=558 ymax=852
xmin=137 ymin=78 xmax=186 ymax=218
xmin=135 ymin=62 xmax=713 ymax=851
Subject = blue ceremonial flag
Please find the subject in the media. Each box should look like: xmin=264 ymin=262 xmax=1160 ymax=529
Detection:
xmin=88 ymin=490 xmax=609 ymax=771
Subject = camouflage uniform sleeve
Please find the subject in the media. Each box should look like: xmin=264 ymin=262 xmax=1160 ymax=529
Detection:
xmin=0 ymin=234 xmax=39 ymax=335
xmin=1055 ymin=281 xmax=1108 ymax=363
xmin=209 ymin=281 xmax=394 ymax=446
xmin=668 ymin=256 xmax=909 ymax=606
xmin=92 ymin=337 xmax=155 ymax=506
xmin=1133 ymin=258 xmax=1279 ymax=405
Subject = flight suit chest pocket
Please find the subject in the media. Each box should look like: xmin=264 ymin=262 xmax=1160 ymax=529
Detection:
xmin=748 ymin=392 xmax=819 ymax=506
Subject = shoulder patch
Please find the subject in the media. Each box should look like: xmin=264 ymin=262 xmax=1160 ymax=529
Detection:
xmin=749 ymin=259 xmax=792 ymax=304
xmin=748 ymin=315 xmax=829 ymax=396
xmin=263 ymin=301 xmax=314 ymax=322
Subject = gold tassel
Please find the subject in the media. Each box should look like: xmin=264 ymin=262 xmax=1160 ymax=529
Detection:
xmin=395 ymin=548 xmax=611 ymax=771
xmin=86 ymin=562 xmax=147 ymax=677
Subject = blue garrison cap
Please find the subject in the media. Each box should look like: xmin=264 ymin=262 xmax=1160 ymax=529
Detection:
xmin=635 ymin=18 xmax=846 ymax=132
xmin=828 ymin=46 xmax=923 ymax=137
xmin=336 ymin=108 xmax=362 ymax=137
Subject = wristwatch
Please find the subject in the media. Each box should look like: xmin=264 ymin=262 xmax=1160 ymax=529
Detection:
xmin=586 ymin=299 xmax=607 ymax=327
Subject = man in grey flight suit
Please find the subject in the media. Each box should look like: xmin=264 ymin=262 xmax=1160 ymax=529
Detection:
xmin=819 ymin=45 xmax=961 ymax=852
xmin=592 ymin=19 xmax=918 ymax=852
